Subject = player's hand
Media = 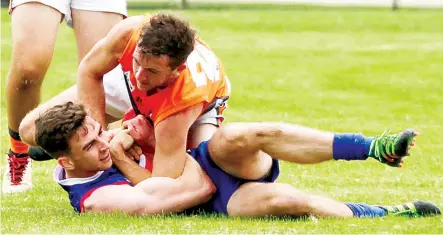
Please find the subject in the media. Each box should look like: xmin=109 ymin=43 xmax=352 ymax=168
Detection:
xmin=122 ymin=115 xmax=155 ymax=151
xmin=109 ymin=130 xmax=142 ymax=161
xmin=125 ymin=144 xmax=142 ymax=161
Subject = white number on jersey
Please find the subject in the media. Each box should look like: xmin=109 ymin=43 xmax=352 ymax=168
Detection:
xmin=186 ymin=44 xmax=221 ymax=87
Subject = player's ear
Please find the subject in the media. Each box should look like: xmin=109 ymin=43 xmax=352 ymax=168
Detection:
xmin=58 ymin=156 xmax=75 ymax=170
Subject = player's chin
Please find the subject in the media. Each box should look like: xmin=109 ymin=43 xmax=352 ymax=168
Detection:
xmin=98 ymin=156 xmax=113 ymax=170
xmin=136 ymin=82 xmax=149 ymax=91
xmin=100 ymin=160 xmax=113 ymax=171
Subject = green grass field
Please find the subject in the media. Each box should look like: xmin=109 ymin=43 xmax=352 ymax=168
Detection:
xmin=1 ymin=5 xmax=443 ymax=234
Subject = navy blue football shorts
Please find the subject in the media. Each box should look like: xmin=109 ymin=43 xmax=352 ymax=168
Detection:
xmin=184 ymin=141 xmax=280 ymax=215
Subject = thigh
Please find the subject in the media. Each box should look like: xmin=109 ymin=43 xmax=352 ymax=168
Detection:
xmin=227 ymin=182 xmax=311 ymax=218
xmin=10 ymin=2 xmax=63 ymax=68
xmin=71 ymin=7 xmax=124 ymax=60
xmin=19 ymin=85 xmax=77 ymax=145
xmin=20 ymin=80 xmax=125 ymax=145
xmin=11 ymin=0 xmax=69 ymax=15
xmin=70 ymin=0 xmax=127 ymax=15
xmin=188 ymin=124 xmax=218 ymax=149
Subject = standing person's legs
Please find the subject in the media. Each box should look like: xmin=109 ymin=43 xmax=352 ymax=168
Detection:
xmin=70 ymin=0 xmax=127 ymax=122
xmin=4 ymin=1 xmax=66 ymax=194
xmin=69 ymin=0 xmax=126 ymax=61
xmin=17 ymin=0 xmax=127 ymax=162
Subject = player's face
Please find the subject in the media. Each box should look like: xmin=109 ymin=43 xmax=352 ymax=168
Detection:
xmin=68 ymin=116 xmax=114 ymax=171
xmin=132 ymin=48 xmax=175 ymax=92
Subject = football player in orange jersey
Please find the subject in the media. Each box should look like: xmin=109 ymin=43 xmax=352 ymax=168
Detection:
xmin=76 ymin=13 xmax=231 ymax=180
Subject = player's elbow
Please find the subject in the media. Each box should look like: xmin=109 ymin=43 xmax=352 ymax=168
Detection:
xmin=200 ymin=178 xmax=216 ymax=203
xmin=77 ymin=62 xmax=97 ymax=83
xmin=192 ymin=172 xmax=216 ymax=202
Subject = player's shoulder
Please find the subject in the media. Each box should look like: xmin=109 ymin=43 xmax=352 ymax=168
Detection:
xmin=114 ymin=15 xmax=147 ymax=36
xmin=106 ymin=15 xmax=149 ymax=50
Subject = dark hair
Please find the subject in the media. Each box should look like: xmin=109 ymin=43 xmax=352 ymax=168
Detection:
xmin=139 ymin=13 xmax=196 ymax=69
xmin=34 ymin=102 xmax=87 ymax=158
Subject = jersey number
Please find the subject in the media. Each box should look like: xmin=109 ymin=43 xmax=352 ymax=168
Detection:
xmin=187 ymin=44 xmax=220 ymax=87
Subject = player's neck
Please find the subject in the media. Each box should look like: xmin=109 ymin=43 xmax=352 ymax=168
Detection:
xmin=65 ymin=169 xmax=99 ymax=179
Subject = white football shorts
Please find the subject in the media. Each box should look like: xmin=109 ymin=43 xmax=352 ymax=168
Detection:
xmin=10 ymin=0 xmax=127 ymax=27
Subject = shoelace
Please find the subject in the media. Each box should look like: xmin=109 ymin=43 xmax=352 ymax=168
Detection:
xmin=8 ymin=155 xmax=29 ymax=185
xmin=373 ymin=130 xmax=398 ymax=160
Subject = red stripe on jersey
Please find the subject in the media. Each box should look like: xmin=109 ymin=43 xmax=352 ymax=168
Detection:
xmin=79 ymin=181 xmax=130 ymax=213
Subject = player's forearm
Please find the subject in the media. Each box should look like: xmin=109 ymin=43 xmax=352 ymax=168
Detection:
xmin=111 ymin=152 xmax=151 ymax=184
xmin=77 ymin=68 xmax=107 ymax=127
xmin=149 ymin=156 xmax=215 ymax=212
xmin=166 ymin=160 xmax=216 ymax=212
xmin=135 ymin=170 xmax=214 ymax=214
xmin=142 ymin=182 xmax=214 ymax=214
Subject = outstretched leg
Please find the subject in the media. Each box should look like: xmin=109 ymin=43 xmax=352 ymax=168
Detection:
xmin=227 ymin=182 xmax=363 ymax=218
xmin=227 ymin=182 xmax=440 ymax=219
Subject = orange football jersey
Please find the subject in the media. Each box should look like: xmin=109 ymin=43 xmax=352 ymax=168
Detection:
xmin=118 ymin=19 xmax=230 ymax=126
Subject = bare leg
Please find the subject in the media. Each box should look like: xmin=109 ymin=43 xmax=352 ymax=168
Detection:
xmin=19 ymin=10 xmax=123 ymax=147
xmin=19 ymin=86 xmax=78 ymax=146
xmin=188 ymin=124 xmax=218 ymax=149
xmin=3 ymin=2 xmax=62 ymax=193
xmin=227 ymin=182 xmax=353 ymax=218
xmin=19 ymin=84 xmax=126 ymax=146
xmin=71 ymin=9 xmax=123 ymax=61
xmin=6 ymin=3 xmax=62 ymax=131
xmin=209 ymin=122 xmax=333 ymax=179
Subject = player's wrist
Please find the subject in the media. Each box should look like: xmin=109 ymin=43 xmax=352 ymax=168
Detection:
xmin=109 ymin=144 xmax=126 ymax=161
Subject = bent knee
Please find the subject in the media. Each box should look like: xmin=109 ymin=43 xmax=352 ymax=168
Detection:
xmin=217 ymin=123 xmax=254 ymax=150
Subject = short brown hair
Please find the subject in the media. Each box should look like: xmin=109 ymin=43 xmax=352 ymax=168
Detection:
xmin=139 ymin=13 xmax=196 ymax=69
xmin=34 ymin=102 xmax=87 ymax=158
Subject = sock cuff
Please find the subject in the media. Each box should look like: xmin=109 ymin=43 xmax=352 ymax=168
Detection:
xmin=9 ymin=127 xmax=21 ymax=141
xmin=29 ymin=146 xmax=54 ymax=161
xmin=345 ymin=202 xmax=358 ymax=216
xmin=333 ymin=133 xmax=370 ymax=161
xmin=345 ymin=202 xmax=388 ymax=218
